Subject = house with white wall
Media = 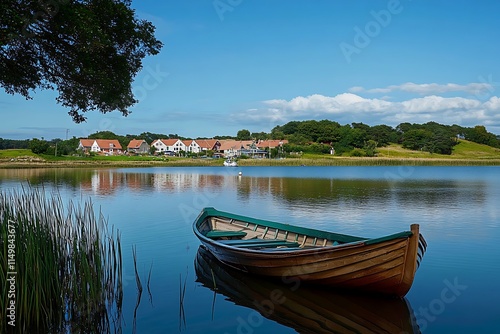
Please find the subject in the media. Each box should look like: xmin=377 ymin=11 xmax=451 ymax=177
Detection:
xmin=184 ymin=140 xmax=198 ymax=153
xmin=151 ymin=139 xmax=186 ymax=154
xmin=77 ymin=139 xmax=123 ymax=155
xmin=195 ymin=139 xmax=220 ymax=153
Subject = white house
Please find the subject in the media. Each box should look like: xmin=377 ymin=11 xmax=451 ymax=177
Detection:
xmin=195 ymin=139 xmax=220 ymax=153
xmin=184 ymin=140 xmax=199 ymax=153
xmin=78 ymin=139 xmax=123 ymax=155
xmin=151 ymin=139 xmax=186 ymax=154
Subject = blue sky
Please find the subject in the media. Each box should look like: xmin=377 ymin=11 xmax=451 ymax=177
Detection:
xmin=2 ymin=0 xmax=500 ymax=140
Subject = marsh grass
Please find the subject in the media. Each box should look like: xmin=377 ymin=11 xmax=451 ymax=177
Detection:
xmin=0 ymin=186 xmax=122 ymax=333
xmin=238 ymin=157 xmax=500 ymax=166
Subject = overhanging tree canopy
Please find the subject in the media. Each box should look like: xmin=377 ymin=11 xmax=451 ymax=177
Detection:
xmin=0 ymin=0 xmax=163 ymax=122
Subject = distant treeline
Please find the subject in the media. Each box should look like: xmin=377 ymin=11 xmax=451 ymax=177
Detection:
xmin=268 ymin=121 xmax=500 ymax=156
xmin=0 ymin=138 xmax=30 ymax=150
xmin=1 ymin=121 xmax=500 ymax=156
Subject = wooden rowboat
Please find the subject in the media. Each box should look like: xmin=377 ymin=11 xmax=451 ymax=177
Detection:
xmin=193 ymin=207 xmax=427 ymax=297
xmin=195 ymin=246 xmax=421 ymax=333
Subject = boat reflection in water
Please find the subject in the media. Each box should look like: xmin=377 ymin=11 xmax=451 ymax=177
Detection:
xmin=195 ymin=246 xmax=421 ymax=334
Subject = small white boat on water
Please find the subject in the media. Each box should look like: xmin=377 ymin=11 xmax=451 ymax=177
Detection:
xmin=223 ymin=158 xmax=238 ymax=167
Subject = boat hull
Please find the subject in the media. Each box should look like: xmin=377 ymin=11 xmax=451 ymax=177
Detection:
xmin=193 ymin=207 xmax=426 ymax=297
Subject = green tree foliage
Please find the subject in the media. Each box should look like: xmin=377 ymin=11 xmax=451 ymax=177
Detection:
xmin=368 ymin=124 xmax=399 ymax=146
xmin=402 ymin=129 xmax=433 ymax=151
xmin=1 ymin=0 xmax=163 ymax=122
xmin=133 ymin=132 xmax=168 ymax=144
xmin=465 ymin=125 xmax=500 ymax=148
xmin=401 ymin=128 xmax=457 ymax=154
xmin=214 ymin=135 xmax=234 ymax=140
xmin=88 ymin=131 xmax=117 ymax=140
xmin=88 ymin=131 xmax=130 ymax=149
xmin=429 ymin=131 xmax=456 ymax=155
xmin=270 ymin=129 xmax=285 ymax=140
xmin=29 ymin=138 xmax=49 ymax=154
xmin=396 ymin=122 xmax=413 ymax=134
xmin=363 ymin=140 xmax=378 ymax=157
xmin=287 ymin=133 xmax=311 ymax=145
xmin=251 ymin=132 xmax=269 ymax=141
xmin=51 ymin=137 xmax=80 ymax=156
xmin=271 ymin=119 xmax=500 ymax=156
xmin=0 ymin=138 xmax=30 ymax=149
xmin=236 ymin=129 xmax=251 ymax=140
xmin=297 ymin=120 xmax=341 ymax=143
xmin=278 ymin=121 xmax=301 ymax=135
xmin=351 ymin=122 xmax=370 ymax=132
xmin=332 ymin=125 xmax=367 ymax=155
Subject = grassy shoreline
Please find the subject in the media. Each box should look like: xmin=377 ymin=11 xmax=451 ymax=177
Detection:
xmin=1 ymin=156 xmax=500 ymax=168
xmin=2 ymin=140 xmax=500 ymax=168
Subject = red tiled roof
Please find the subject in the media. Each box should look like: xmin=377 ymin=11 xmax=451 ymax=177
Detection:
xmin=195 ymin=139 xmax=219 ymax=149
xmin=79 ymin=139 xmax=122 ymax=150
xmin=218 ymin=140 xmax=253 ymax=151
xmin=79 ymin=139 xmax=94 ymax=147
xmin=152 ymin=138 xmax=180 ymax=146
xmin=127 ymin=139 xmax=146 ymax=149
xmin=95 ymin=139 xmax=122 ymax=149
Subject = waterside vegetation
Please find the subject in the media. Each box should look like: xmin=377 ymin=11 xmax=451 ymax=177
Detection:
xmin=1 ymin=138 xmax=500 ymax=167
xmin=0 ymin=187 xmax=123 ymax=333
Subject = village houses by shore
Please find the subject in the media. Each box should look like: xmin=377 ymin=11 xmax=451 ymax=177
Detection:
xmin=77 ymin=138 xmax=288 ymax=158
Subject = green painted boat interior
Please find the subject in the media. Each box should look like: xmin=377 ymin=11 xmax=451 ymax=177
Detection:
xmin=205 ymin=230 xmax=248 ymax=239
xmin=219 ymin=239 xmax=300 ymax=249
xmin=196 ymin=207 xmax=413 ymax=248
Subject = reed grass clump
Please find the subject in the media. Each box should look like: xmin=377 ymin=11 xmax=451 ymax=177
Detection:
xmin=0 ymin=186 xmax=122 ymax=333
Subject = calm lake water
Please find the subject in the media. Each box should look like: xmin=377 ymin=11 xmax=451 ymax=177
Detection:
xmin=1 ymin=166 xmax=499 ymax=333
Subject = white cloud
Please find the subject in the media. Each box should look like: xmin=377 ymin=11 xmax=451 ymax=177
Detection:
xmin=232 ymin=91 xmax=500 ymax=134
xmin=349 ymin=82 xmax=495 ymax=96
xmin=484 ymin=96 xmax=500 ymax=110
xmin=347 ymin=86 xmax=364 ymax=93
xmin=399 ymin=96 xmax=482 ymax=113
xmin=264 ymin=93 xmax=392 ymax=114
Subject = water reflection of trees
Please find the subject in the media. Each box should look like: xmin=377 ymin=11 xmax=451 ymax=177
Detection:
xmin=0 ymin=169 xmax=486 ymax=207
xmin=236 ymin=176 xmax=486 ymax=208
xmin=392 ymin=180 xmax=486 ymax=207
xmin=237 ymin=177 xmax=394 ymax=206
xmin=0 ymin=169 xmax=226 ymax=195
xmin=0 ymin=168 xmax=95 ymax=189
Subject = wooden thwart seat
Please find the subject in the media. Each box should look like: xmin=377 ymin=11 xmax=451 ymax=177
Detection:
xmin=205 ymin=230 xmax=247 ymax=239
xmin=219 ymin=238 xmax=300 ymax=249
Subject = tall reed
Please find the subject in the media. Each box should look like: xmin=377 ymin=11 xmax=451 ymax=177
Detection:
xmin=0 ymin=186 xmax=122 ymax=333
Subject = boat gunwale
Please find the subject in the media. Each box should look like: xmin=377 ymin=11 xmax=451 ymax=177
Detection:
xmin=193 ymin=207 xmax=415 ymax=255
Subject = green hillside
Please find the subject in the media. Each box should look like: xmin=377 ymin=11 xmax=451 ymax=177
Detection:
xmin=0 ymin=149 xmax=38 ymax=159
xmin=376 ymin=140 xmax=500 ymax=160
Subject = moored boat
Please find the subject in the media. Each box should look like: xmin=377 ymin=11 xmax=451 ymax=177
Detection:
xmin=223 ymin=158 xmax=238 ymax=167
xmin=193 ymin=207 xmax=427 ymax=297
